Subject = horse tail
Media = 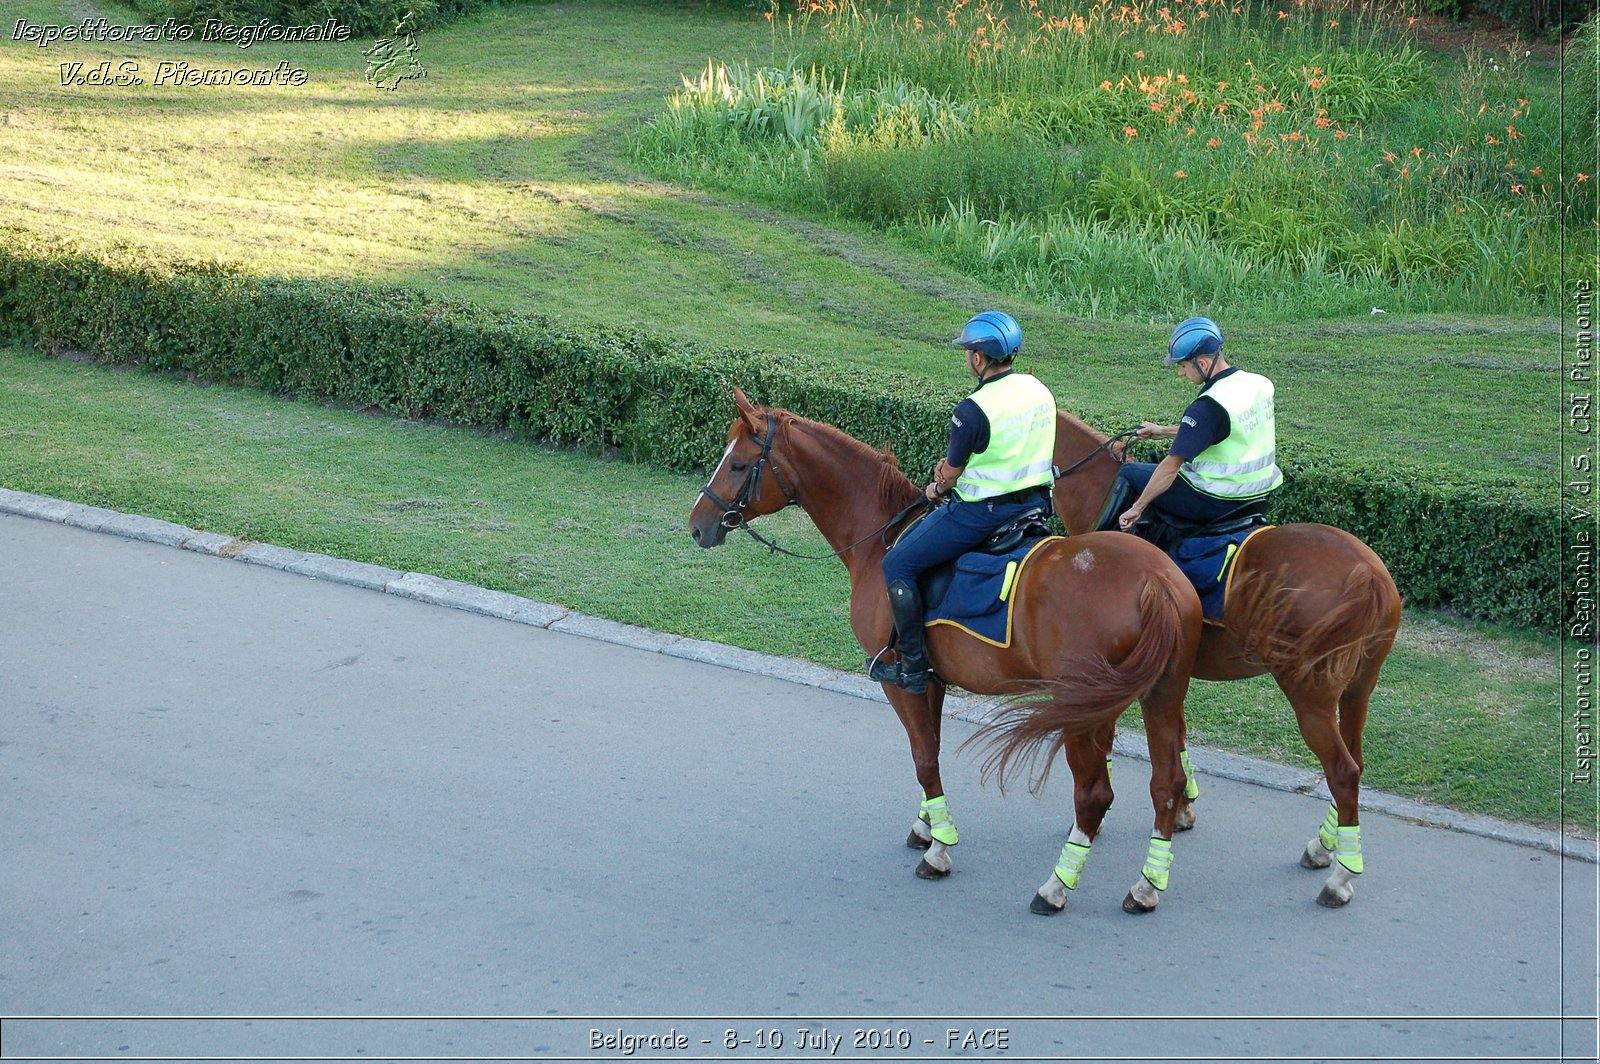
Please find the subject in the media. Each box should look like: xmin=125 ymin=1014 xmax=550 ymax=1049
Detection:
xmin=1232 ymin=560 xmax=1399 ymax=692
xmin=967 ymin=566 xmax=1190 ymax=795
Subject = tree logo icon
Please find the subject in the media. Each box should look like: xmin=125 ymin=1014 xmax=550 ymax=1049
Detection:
xmin=364 ymin=11 xmax=426 ymax=90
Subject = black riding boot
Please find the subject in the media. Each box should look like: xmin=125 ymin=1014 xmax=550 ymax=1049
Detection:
xmin=868 ymin=580 xmax=931 ymax=694
xmin=1093 ymin=476 xmax=1135 ymax=532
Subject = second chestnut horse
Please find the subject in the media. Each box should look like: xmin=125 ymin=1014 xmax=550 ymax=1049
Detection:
xmin=1053 ymin=410 xmax=1402 ymax=906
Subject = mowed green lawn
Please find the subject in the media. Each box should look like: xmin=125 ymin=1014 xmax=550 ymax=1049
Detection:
xmin=0 ymin=345 xmax=1572 ymax=830
xmin=0 ymin=0 xmax=1563 ymax=494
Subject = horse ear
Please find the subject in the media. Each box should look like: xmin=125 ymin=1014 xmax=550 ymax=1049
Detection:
xmin=732 ymin=387 xmax=762 ymax=431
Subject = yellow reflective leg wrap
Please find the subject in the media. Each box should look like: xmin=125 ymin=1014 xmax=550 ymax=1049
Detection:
xmin=1318 ymin=802 xmax=1339 ymax=853
xmin=1105 ymin=757 xmax=1115 ymax=788
xmin=1142 ymin=836 xmax=1173 ymax=892
xmin=1180 ymin=749 xmax=1200 ymax=801
xmin=920 ymin=794 xmax=959 ymax=846
xmin=1335 ymin=824 xmax=1364 ymax=875
xmin=1054 ymin=839 xmax=1091 ymax=890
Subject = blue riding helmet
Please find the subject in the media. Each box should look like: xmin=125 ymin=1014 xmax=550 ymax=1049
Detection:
xmin=953 ymin=311 xmax=1022 ymax=361
xmin=1164 ymin=316 xmax=1224 ymax=366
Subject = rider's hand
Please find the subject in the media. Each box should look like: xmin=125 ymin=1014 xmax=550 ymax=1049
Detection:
xmin=924 ymin=481 xmax=943 ymax=502
xmin=1118 ymin=506 xmax=1143 ymax=531
xmin=1135 ymin=421 xmax=1165 ymax=440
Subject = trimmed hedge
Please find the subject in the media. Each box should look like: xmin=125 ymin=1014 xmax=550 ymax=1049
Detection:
xmin=0 ymin=234 xmax=1558 ymax=630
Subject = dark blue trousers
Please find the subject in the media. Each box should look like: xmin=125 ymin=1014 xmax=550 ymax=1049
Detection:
xmin=882 ymin=492 xmax=1049 ymax=587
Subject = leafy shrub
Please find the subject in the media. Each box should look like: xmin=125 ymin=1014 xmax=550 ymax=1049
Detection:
xmin=632 ymin=0 xmax=1573 ymax=318
xmin=0 ymin=233 xmax=1562 ymax=629
xmin=123 ymin=0 xmax=497 ymax=37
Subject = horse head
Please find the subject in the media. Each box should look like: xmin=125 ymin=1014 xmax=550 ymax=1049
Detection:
xmin=690 ymin=387 xmax=800 ymax=549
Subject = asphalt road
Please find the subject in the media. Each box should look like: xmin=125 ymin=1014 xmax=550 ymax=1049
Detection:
xmin=1 ymin=512 xmax=1595 ymax=1063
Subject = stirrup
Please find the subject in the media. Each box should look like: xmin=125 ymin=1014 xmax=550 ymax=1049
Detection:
xmin=867 ymin=651 xmax=930 ymax=694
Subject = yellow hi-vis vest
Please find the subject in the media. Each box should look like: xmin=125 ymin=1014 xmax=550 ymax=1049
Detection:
xmin=954 ymin=372 xmax=1057 ymax=503
xmin=1178 ymin=369 xmax=1285 ymax=500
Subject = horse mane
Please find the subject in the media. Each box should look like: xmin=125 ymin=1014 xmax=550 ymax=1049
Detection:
xmin=875 ymin=447 xmax=924 ymax=511
xmin=774 ymin=409 xmax=922 ymax=511
xmin=1057 ymin=408 xmax=1108 ymax=444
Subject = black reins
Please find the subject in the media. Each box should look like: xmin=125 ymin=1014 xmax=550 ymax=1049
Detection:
xmin=1055 ymin=426 xmax=1141 ymax=480
xmin=698 ymin=413 xmax=929 ymax=561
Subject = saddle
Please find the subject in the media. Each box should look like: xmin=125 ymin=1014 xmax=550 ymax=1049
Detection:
xmin=1138 ymin=505 xmax=1272 ymax=555
xmin=918 ymin=506 xmax=1054 ymax=615
xmin=1095 ymin=478 xmax=1271 ymax=555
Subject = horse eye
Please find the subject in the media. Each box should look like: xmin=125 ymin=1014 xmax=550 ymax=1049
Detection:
xmin=729 ymin=462 xmax=748 ymax=472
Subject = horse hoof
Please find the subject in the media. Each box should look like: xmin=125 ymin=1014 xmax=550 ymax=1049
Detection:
xmin=1030 ymin=892 xmax=1063 ymax=915
xmin=1301 ymin=842 xmax=1333 ymax=870
xmin=1122 ymin=891 xmax=1157 ymax=914
xmin=906 ymin=830 xmax=933 ymax=850
xmin=1175 ymin=806 xmax=1197 ymax=832
xmin=915 ymin=858 xmax=950 ymax=879
xmin=1316 ymin=883 xmax=1354 ymax=908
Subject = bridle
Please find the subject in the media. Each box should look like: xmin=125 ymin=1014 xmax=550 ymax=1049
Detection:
xmin=1055 ymin=425 xmax=1141 ymax=480
xmin=698 ymin=413 xmax=928 ymax=561
xmin=698 ymin=413 xmax=798 ymax=527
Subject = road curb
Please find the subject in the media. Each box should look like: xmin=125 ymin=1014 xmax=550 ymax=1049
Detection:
xmin=3 ymin=485 xmax=1592 ymax=864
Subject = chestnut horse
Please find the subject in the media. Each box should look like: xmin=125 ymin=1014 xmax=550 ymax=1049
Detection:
xmin=1052 ymin=411 xmax=1402 ymax=906
xmin=690 ymin=390 xmax=1204 ymax=914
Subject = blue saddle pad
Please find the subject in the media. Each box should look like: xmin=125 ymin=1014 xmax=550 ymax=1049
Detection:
xmin=925 ymin=537 xmax=1059 ymax=648
xmin=1171 ymin=526 xmax=1269 ymax=622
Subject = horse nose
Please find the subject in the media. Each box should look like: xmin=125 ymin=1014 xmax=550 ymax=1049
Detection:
xmin=691 ymin=523 xmax=703 ymax=546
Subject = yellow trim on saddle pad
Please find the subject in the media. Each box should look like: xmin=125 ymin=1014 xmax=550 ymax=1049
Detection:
xmin=1209 ymin=524 xmax=1274 ymax=628
xmin=925 ymin=536 xmax=1063 ymax=649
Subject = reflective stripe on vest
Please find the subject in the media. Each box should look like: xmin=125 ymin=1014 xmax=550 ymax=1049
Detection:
xmin=1178 ymin=370 xmax=1284 ymax=500
xmin=955 ymin=373 xmax=1057 ymax=502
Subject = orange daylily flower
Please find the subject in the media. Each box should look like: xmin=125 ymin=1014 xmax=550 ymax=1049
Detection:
xmin=1207 ymin=137 xmax=1221 ymax=148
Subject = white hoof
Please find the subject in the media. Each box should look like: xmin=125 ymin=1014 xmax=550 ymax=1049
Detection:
xmin=1175 ymin=804 xmax=1197 ymax=832
xmin=1316 ymin=862 xmax=1359 ymax=907
xmin=907 ymin=818 xmax=933 ymax=849
xmin=916 ymin=840 xmax=953 ymax=878
xmin=1033 ymin=873 xmax=1068 ymax=913
xmin=1122 ymin=877 xmax=1161 ymax=913
xmin=1301 ymin=836 xmax=1334 ymax=869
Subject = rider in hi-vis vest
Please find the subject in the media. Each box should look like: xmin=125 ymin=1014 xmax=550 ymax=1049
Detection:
xmin=1107 ymin=316 xmax=1281 ymax=535
xmin=869 ymin=311 xmax=1056 ymax=695
xmin=1175 ymin=370 xmax=1283 ymax=501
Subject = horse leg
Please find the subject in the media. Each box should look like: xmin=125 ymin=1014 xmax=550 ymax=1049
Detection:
xmin=885 ymin=685 xmax=956 ymax=878
xmin=1031 ymin=727 xmax=1116 ymax=915
xmin=1285 ymin=684 xmax=1365 ymax=906
xmin=1124 ymin=678 xmax=1189 ymax=914
xmin=905 ymin=683 xmax=951 ymax=851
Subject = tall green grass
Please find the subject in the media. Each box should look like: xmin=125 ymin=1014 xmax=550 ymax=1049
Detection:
xmin=630 ymin=0 xmax=1593 ymax=320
